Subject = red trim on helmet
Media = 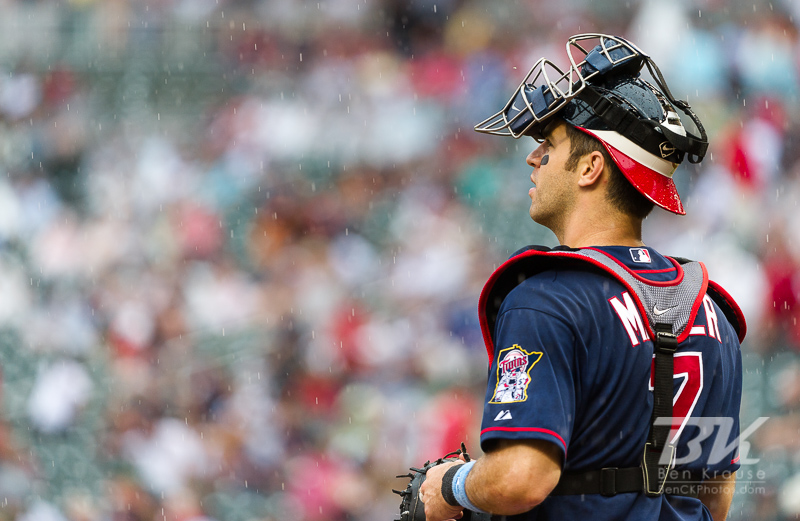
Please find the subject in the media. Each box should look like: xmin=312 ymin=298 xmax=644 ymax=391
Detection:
xmin=574 ymin=126 xmax=686 ymax=215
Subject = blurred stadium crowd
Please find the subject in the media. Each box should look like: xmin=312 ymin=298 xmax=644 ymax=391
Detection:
xmin=0 ymin=0 xmax=798 ymax=520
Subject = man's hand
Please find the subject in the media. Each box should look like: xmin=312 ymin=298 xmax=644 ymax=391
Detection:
xmin=419 ymin=460 xmax=465 ymax=521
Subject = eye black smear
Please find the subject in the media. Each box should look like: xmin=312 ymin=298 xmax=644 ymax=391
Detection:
xmin=541 ymin=154 xmax=549 ymax=165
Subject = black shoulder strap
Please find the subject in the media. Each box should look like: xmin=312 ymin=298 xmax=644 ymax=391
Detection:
xmin=642 ymin=323 xmax=679 ymax=496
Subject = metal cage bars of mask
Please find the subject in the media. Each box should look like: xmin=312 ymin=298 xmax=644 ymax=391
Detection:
xmin=472 ymin=57 xmax=581 ymax=139
xmin=474 ymin=34 xmax=646 ymax=139
xmin=566 ymin=33 xmax=647 ymax=79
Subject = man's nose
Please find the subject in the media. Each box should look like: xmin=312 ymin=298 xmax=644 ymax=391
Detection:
xmin=527 ymin=145 xmax=546 ymax=167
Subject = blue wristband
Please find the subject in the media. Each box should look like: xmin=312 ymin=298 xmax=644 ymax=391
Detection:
xmin=452 ymin=460 xmax=489 ymax=514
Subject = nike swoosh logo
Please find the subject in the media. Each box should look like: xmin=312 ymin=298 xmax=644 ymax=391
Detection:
xmin=511 ymin=103 xmax=521 ymax=112
xmin=653 ymin=305 xmax=678 ymax=316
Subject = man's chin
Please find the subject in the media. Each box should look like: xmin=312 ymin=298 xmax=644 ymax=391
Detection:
xmin=529 ymin=208 xmax=553 ymax=229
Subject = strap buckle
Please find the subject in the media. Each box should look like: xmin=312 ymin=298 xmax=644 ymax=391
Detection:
xmin=654 ymin=324 xmax=678 ymax=354
xmin=600 ymin=468 xmax=617 ymax=497
xmin=642 ymin=442 xmax=676 ymax=496
xmin=591 ymin=96 xmax=613 ymax=118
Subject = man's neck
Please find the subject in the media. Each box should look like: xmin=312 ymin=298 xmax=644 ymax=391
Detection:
xmin=557 ymin=208 xmax=644 ymax=248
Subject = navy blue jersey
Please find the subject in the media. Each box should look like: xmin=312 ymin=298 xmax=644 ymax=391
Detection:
xmin=478 ymin=246 xmax=743 ymax=521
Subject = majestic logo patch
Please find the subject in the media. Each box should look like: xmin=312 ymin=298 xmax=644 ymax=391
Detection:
xmin=490 ymin=345 xmax=543 ymax=404
xmin=494 ymin=410 xmax=513 ymax=421
xmin=659 ymin=141 xmax=677 ymax=158
xmin=630 ymin=248 xmax=651 ymax=263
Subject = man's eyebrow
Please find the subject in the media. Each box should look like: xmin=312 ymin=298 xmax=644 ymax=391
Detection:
xmin=541 ymin=127 xmax=562 ymax=145
xmin=540 ymin=120 xmax=561 ymax=142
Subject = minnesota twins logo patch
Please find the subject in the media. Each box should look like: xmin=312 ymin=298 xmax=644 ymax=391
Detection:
xmin=490 ymin=345 xmax=543 ymax=404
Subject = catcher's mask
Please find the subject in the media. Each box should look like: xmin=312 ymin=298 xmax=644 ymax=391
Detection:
xmin=474 ymin=33 xmax=708 ymax=215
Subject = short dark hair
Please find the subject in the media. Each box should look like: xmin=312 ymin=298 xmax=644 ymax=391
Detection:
xmin=562 ymin=123 xmax=655 ymax=219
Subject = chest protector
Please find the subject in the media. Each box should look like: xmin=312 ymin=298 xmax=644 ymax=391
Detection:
xmin=478 ymin=246 xmax=746 ymax=497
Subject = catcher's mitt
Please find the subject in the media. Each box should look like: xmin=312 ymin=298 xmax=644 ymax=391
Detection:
xmin=393 ymin=443 xmax=492 ymax=521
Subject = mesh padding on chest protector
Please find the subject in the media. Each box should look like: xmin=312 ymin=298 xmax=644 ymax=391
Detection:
xmin=478 ymin=246 xmax=715 ymax=361
xmin=564 ymin=249 xmax=706 ymax=338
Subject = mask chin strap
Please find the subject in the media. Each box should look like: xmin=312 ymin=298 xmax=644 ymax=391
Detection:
xmin=575 ymin=57 xmax=709 ymax=164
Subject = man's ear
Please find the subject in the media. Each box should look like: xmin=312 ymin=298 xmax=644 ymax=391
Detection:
xmin=576 ymin=151 xmax=606 ymax=187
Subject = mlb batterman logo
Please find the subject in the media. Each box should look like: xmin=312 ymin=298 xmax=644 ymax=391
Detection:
xmin=630 ymin=247 xmax=651 ymax=263
xmin=490 ymin=345 xmax=543 ymax=404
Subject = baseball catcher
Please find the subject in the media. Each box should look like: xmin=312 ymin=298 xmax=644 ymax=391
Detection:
xmin=396 ymin=33 xmax=745 ymax=521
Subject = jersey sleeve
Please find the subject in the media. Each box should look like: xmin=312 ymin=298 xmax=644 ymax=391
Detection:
xmin=479 ymin=305 xmax=577 ymax=462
